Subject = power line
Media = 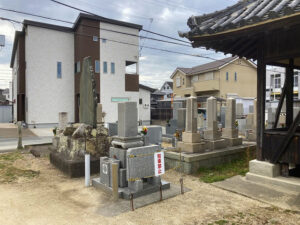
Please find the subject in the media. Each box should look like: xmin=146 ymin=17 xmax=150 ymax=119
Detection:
xmin=0 ymin=7 xmax=194 ymax=48
xmin=48 ymin=0 xmax=193 ymax=44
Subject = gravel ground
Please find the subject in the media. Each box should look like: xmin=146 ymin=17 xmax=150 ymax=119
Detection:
xmin=0 ymin=152 xmax=299 ymax=225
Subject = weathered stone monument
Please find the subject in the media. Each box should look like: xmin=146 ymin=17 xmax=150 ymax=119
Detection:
xmin=222 ymin=98 xmax=242 ymax=146
xmin=177 ymin=97 xmax=207 ymax=153
xmin=93 ymin=102 xmax=170 ymax=199
xmin=79 ymin=56 xmax=98 ymax=128
xmin=50 ymin=57 xmax=110 ymax=177
xmin=204 ymin=97 xmax=227 ymax=150
xmin=58 ymin=112 xmax=68 ymax=131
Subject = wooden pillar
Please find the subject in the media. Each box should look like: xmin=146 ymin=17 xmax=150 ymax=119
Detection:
xmin=256 ymin=42 xmax=266 ymax=161
xmin=285 ymin=59 xmax=294 ymax=128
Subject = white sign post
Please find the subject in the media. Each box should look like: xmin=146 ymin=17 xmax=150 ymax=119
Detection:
xmin=154 ymin=151 xmax=165 ymax=176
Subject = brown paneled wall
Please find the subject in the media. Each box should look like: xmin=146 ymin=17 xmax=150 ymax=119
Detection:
xmin=17 ymin=33 xmax=26 ymax=122
xmin=18 ymin=34 xmax=26 ymax=95
xmin=125 ymin=74 xmax=139 ymax=92
xmin=74 ymin=18 xmax=100 ymax=122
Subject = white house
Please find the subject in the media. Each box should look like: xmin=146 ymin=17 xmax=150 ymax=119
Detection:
xmin=139 ymin=84 xmax=155 ymax=125
xmin=10 ymin=13 xmax=149 ymax=127
xmin=266 ymin=66 xmax=299 ymax=102
xmin=160 ymin=81 xmax=173 ymax=100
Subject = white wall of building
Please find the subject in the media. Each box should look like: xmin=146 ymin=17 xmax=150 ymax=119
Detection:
xmin=139 ymin=88 xmax=151 ymax=124
xmin=25 ymin=25 xmax=74 ymax=125
xmin=99 ymin=22 xmax=140 ymax=123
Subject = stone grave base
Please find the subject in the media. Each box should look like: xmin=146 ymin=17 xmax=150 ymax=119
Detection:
xmin=92 ymin=178 xmax=170 ymax=199
xmin=182 ymin=132 xmax=201 ymax=143
xmin=165 ymin=144 xmax=256 ymax=174
xmin=223 ymin=137 xmax=243 ymax=147
xmin=50 ymin=152 xmax=100 ymax=178
xmin=177 ymin=141 xmax=208 ymax=153
xmin=206 ymin=139 xmax=227 ymax=150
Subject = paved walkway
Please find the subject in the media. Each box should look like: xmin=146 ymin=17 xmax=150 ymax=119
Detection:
xmin=212 ymin=175 xmax=300 ymax=212
xmin=0 ymin=123 xmax=53 ymax=152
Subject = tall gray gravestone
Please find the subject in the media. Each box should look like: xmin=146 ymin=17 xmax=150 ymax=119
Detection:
xmin=222 ymin=98 xmax=242 ymax=146
xmin=79 ymin=56 xmax=97 ymax=128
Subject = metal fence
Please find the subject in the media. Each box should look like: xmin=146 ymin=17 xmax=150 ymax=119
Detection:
xmin=0 ymin=105 xmax=12 ymax=123
xmin=151 ymin=108 xmax=173 ymax=121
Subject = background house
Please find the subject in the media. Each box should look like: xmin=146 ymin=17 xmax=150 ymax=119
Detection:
xmin=139 ymin=84 xmax=155 ymax=125
xmin=160 ymin=81 xmax=173 ymax=100
xmin=171 ymin=57 xmax=257 ymax=100
xmin=11 ymin=14 xmax=146 ymax=127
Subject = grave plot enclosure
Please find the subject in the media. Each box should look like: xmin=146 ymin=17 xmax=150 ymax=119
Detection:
xmin=180 ymin=0 xmax=300 ymax=170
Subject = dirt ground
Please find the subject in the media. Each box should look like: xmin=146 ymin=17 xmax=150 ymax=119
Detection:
xmin=0 ymin=152 xmax=299 ymax=225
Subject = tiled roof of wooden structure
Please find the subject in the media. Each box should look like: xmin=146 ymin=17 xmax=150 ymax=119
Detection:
xmin=180 ymin=0 xmax=300 ymax=38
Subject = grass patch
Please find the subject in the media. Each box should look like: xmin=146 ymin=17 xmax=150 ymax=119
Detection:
xmin=197 ymin=149 xmax=255 ymax=183
xmin=0 ymin=152 xmax=39 ymax=183
xmin=214 ymin=220 xmax=229 ymax=225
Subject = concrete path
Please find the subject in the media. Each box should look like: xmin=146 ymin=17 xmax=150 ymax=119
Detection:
xmin=212 ymin=175 xmax=300 ymax=212
xmin=0 ymin=123 xmax=53 ymax=152
xmin=0 ymin=136 xmax=53 ymax=152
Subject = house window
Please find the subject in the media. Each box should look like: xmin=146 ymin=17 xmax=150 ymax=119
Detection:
xmin=226 ymin=72 xmax=229 ymax=81
xmin=294 ymin=73 xmax=298 ymax=87
xmin=139 ymin=98 xmax=143 ymax=104
xmin=111 ymin=97 xmax=129 ymax=102
xmin=93 ymin=36 xmax=98 ymax=42
xmin=57 ymin=62 xmax=62 ymax=78
xmin=75 ymin=61 xmax=80 ymax=73
xmin=234 ymin=72 xmax=237 ymax=81
xmin=204 ymin=72 xmax=214 ymax=80
xmin=176 ymin=77 xmax=181 ymax=87
xmin=103 ymin=61 xmax=107 ymax=73
xmin=111 ymin=62 xmax=115 ymax=74
xmin=274 ymin=74 xmax=281 ymax=88
xmin=183 ymin=78 xmax=185 ymax=85
xmin=95 ymin=60 xmax=100 ymax=73
xmin=192 ymin=75 xmax=198 ymax=83
xmin=102 ymin=39 xmax=107 ymax=43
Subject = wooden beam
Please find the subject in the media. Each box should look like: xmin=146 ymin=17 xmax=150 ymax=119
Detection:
xmin=271 ymin=111 xmax=300 ymax=163
xmin=286 ymin=59 xmax=294 ymax=128
xmin=235 ymin=40 xmax=257 ymax=56
xmin=256 ymin=39 xmax=266 ymax=161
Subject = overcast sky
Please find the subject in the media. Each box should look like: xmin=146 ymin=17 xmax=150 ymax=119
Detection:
xmin=0 ymin=0 xmax=238 ymax=89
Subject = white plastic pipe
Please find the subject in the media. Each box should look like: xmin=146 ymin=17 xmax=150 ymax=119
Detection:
xmin=85 ymin=154 xmax=90 ymax=187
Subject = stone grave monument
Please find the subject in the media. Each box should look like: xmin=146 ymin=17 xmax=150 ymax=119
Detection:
xmin=50 ymin=57 xmax=110 ymax=177
xmin=166 ymin=101 xmax=183 ymax=136
xmin=79 ymin=56 xmax=98 ymax=128
xmin=177 ymin=97 xmax=207 ymax=153
xmin=58 ymin=112 xmax=68 ymax=131
xmin=245 ymin=99 xmax=257 ymax=141
xmin=222 ymin=98 xmax=242 ymax=146
xmin=92 ymin=102 xmax=170 ymax=199
xmin=204 ymin=97 xmax=227 ymax=150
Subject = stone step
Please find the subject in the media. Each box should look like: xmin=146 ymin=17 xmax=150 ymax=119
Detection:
xmin=246 ymin=172 xmax=300 ymax=193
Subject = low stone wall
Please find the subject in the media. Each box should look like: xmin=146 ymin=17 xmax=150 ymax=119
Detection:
xmin=165 ymin=144 xmax=256 ymax=174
